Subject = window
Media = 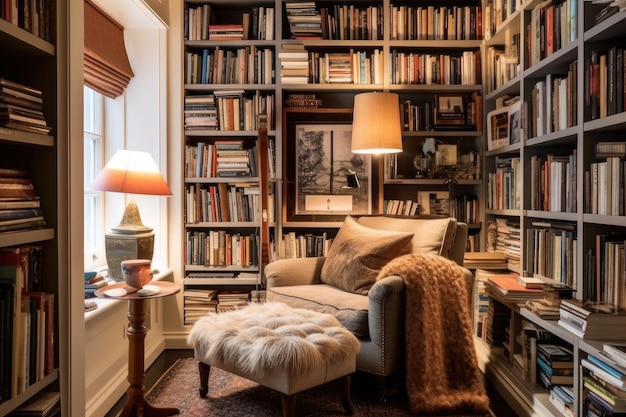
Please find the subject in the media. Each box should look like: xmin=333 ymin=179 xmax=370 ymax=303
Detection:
xmin=84 ymin=86 xmax=105 ymax=270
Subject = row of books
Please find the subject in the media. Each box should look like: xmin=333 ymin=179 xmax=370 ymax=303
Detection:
xmin=390 ymin=5 xmax=483 ymax=41
xmin=525 ymin=221 xmax=577 ymax=287
xmin=185 ymin=183 xmax=265 ymax=224
xmin=485 ymin=37 xmax=521 ymax=93
xmin=581 ymin=350 xmax=626 ymax=416
xmin=0 ymin=250 xmax=55 ymax=401
xmin=185 ymin=141 xmax=260 ymax=179
xmin=0 ymin=79 xmax=51 ymax=136
xmin=0 ymin=0 xmax=52 ymax=42
xmin=525 ymin=0 xmax=578 ymax=69
xmin=483 ymin=0 xmax=526 ymax=40
xmin=581 ymin=232 xmax=626 ymax=307
xmin=586 ymin=156 xmax=626 ymax=216
xmin=274 ymin=231 xmax=333 ymax=260
xmin=185 ymin=230 xmax=259 ymax=267
xmin=389 ymin=50 xmax=481 ymax=86
xmin=184 ymin=46 xmax=274 ymax=85
xmin=285 ymin=2 xmax=384 ymax=41
xmin=0 ymin=168 xmax=47 ymax=233
xmin=527 ymin=63 xmax=578 ymax=139
xmin=486 ymin=156 xmax=521 ymax=211
xmin=183 ymin=92 xmax=275 ymax=132
xmin=528 ymin=151 xmax=577 ymax=213
xmin=185 ymin=5 xmax=274 ymax=41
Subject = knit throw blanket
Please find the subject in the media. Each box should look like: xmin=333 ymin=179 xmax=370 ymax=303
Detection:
xmin=377 ymin=253 xmax=490 ymax=415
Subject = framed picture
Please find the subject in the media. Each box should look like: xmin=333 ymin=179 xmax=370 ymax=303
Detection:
xmin=434 ymin=93 xmax=467 ymax=125
xmin=283 ymin=108 xmax=372 ymax=222
xmin=508 ymin=100 xmax=522 ymax=144
xmin=487 ymin=107 xmax=510 ymax=150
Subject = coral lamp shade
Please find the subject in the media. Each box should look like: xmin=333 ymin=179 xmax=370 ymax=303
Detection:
xmin=90 ymin=150 xmax=172 ymax=196
xmin=351 ymin=92 xmax=403 ymax=154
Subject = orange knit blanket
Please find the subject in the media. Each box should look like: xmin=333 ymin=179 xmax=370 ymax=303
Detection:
xmin=377 ymin=253 xmax=490 ymax=415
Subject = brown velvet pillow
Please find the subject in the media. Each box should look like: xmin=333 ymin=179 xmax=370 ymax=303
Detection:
xmin=320 ymin=216 xmax=414 ymax=295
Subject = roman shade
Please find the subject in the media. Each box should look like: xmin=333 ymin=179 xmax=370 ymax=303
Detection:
xmin=84 ymin=0 xmax=134 ymax=98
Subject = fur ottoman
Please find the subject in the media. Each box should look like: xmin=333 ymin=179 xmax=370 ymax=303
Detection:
xmin=187 ymin=302 xmax=360 ymax=417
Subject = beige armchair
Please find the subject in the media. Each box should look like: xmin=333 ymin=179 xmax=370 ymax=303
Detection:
xmin=265 ymin=215 xmax=471 ymax=396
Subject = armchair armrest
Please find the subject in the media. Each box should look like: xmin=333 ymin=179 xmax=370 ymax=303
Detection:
xmin=367 ymin=275 xmax=405 ymax=347
xmin=265 ymin=257 xmax=326 ymax=287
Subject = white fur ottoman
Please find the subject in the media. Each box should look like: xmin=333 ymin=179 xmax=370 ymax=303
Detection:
xmin=187 ymin=302 xmax=360 ymax=417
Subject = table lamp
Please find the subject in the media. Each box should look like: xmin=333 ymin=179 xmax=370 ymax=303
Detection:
xmin=351 ymin=92 xmax=403 ymax=154
xmin=90 ymin=150 xmax=172 ymax=280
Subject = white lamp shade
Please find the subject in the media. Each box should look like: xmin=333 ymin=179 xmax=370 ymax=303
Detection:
xmin=351 ymin=92 xmax=403 ymax=154
xmin=90 ymin=150 xmax=172 ymax=196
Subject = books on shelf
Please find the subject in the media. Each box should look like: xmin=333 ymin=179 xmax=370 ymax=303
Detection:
xmin=0 ymin=79 xmax=51 ymax=136
xmin=604 ymin=344 xmax=626 ymax=369
xmin=486 ymin=272 xmax=545 ymax=302
xmin=558 ymin=299 xmax=626 ymax=339
xmin=582 ymin=354 xmax=626 ymax=390
xmin=8 ymin=390 xmax=60 ymax=416
xmin=464 ymin=252 xmax=507 ymax=269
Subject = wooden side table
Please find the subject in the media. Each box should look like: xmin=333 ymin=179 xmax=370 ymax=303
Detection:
xmin=95 ymin=281 xmax=180 ymax=417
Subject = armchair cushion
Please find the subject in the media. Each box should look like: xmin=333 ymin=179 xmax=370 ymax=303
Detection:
xmin=357 ymin=215 xmax=457 ymax=258
xmin=320 ymin=216 xmax=414 ymax=295
xmin=266 ymin=284 xmax=370 ymax=337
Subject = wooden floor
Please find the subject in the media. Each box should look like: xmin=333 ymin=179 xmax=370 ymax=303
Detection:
xmin=106 ymin=349 xmax=519 ymax=417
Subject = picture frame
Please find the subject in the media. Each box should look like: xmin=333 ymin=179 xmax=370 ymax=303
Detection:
xmin=487 ymin=106 xmax=510 ymax=151
xmin=282 ymin=108 xmax=372 ymax=222
xmin=508 ymin=100 xmax=522 ymax=145
xmin=434 ymin=93 xmax=467 ymax=126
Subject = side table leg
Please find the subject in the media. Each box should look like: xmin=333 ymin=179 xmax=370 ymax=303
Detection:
xmin=120 ymin=298 xmax=179 ymax=417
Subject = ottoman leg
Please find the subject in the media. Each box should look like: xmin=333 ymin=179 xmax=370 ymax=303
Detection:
xmin=280 ymin=393 xmax=296 ymax=417
xmin=340 ymin=375 xmax=353 ymax=415
xmin=198 ymin=362 xmax=211 ymax=398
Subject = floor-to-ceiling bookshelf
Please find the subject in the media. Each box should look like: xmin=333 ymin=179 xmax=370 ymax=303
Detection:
xmin=479 ymin=0 xmax=626 ymax=414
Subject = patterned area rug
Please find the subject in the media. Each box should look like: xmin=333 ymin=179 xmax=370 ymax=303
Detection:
xmin=145 ymin=358 xmax=491 ymax=417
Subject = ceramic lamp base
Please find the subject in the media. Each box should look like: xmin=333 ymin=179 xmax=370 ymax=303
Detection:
xmin=105 ymin=231 xmax=154 ymax=281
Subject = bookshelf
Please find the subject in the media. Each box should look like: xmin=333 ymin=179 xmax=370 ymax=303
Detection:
xmin=181 ymin=0 xmax=486 ymax=314
xmin=479 ymin=0 xmax=626 ymax=414
xmin=0 ymin=2 xmax=67 ymax=415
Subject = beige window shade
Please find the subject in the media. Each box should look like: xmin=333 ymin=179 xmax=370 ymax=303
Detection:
xmin=84 ymin=0 xmax=134 ymax=98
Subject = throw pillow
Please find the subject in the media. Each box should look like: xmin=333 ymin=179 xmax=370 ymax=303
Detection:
xmin=320 ymin=216 xmax=414 ymax=295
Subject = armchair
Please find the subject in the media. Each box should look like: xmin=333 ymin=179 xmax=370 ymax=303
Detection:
xmin=265 ymin=215 xmax=471 ymax=395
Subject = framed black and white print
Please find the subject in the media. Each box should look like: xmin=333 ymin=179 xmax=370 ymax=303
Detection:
xmin=283 ymin=108 xmax=371 ymax=222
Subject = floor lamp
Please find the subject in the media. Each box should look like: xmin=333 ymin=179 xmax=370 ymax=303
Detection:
xmin=90 ymin=150 xmax=172 ymax=280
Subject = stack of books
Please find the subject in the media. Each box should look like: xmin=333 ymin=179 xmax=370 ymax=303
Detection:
xmin=183 ymin=287 xmax=218 ymax=325
xmin=581 ymin=353 xmax=626 ymax=415
xmin=0 ymin=168 xmax=46 ymax=233
xmin=278 ymin=45 xmax=310 ymax=84
xmin=208 ymin=24 xmax=244 ymax=41
xmin=0 ymin=79 xmax=52 ymax=135
xmin=284 ymin=2 xmax=322 ymax=39
xmin=184 ymin=95 xmax=218 ymax=131
xmin=536 ymin=343 xmax=574 ymax=390
xmin=214 ymin=140 xmax=256 ymax=177
xmin=464 ymin=252 xmax=508 ymax=269
xmin=486 ymin=272 xmax=545 ymax=303
xmin=84 ymin=271 xmax=108 ymax=298
xmin=8 ymin=391 xmax=60 ymax=416
xmin=558 ymin=299 xmax=626 ymax=339
xmin=217 ymin=290 xmax=249 ymax=312
xmin=284 ymin=93 xmax=321 ymax=108
xmin=323 ymin=52 xmax=352 ymax=83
